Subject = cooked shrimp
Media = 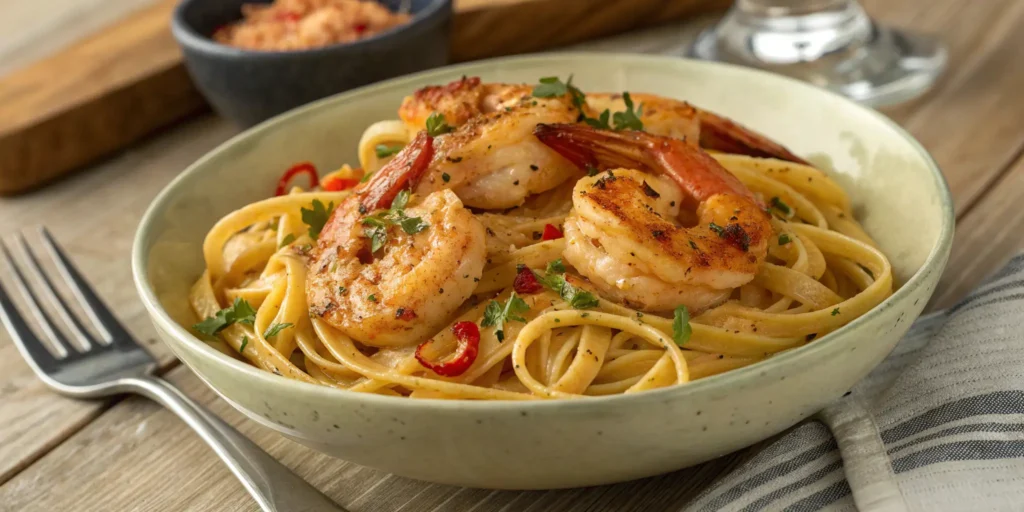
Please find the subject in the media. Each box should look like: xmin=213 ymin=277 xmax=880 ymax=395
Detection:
xmin=307 ymin=132 xmax=487 ymax=346
xmin=585 ymin=93 xmax=808 ymax=165
xmin=400 ymin=77 xmax=583 ymax=210
xmin=535 ymin=124 xmax=772 ymax=313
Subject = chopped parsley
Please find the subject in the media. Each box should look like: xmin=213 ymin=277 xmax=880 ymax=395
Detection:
xmin=546 ymin=258 xmax=566 ymax=274
xmin=585 ymin=164 xmax=601 ymax=177
xmin=481 ymin=292 xmax=530 ymax=342
xmin=831 ymin=308 xmax=840 ymax=316
xmin=361 ymin=190 xmax=429 ymax=252
xmin=368 ymin=294 xmax=378 ymax=302
xmin=672 ymin=305 xmax=692 ymax=346
xmin=239 ymin=335 xmax=249 ymax=353
xmin=425 ymin=112 xmax=453 ymax=137
xmin=532 ymin=76 xmax=643 ymax=131
xmin=300 ymin=199 xmax=335 ymax=240
xmin=193 ymin=298 xmax=256 ymax=336
xmin=263 ymin=323 xmax=293 ymax=339
xmin=536 ymin=272 xmax=600 ymax=309
xmin=611 ymin=92 xmax=644 ymax=131
xmin=279 ymin=233 xmax=296 ymax=248
xmin=769 ymin=196 xmax=793 ymax=217
xmin=375 ymin=144 xmax=404 ymax=159
xmin=778 ymin=233 xmax=791 ymax=245
xmin=338 ymin=286 xmax=347 ymax=294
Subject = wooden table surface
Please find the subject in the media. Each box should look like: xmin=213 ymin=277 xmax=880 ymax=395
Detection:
xmin=1 ymin=0 xmax=1023 ymax=510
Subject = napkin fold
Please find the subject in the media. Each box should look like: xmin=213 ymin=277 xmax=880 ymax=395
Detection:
xmin=686 ymin=254 xmax=1024 ymax=512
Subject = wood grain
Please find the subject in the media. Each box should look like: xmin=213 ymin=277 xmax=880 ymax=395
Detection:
xmin=0 ymin=0 xmax=726 ymax=196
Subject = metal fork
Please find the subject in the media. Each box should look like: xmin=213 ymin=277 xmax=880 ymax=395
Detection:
xmin=0 ymin=228 xmax=346 ymax=512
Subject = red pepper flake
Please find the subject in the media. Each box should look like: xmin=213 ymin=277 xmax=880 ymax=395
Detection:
xmin=541 ymin=224 xmax=563 ymax=241
xmin=513 ymin=265 xmax=542 ymax=295
xmin=395 ymin=308 xmax=417 ymax=321
xmin=415 ymin=321 xmax=480 ymax=377
xmin=275 ymin=11 xmax=302 ymax=22
xmin=353 ymin=23 xmax=368 ymax=34
xmin=322 ymin=176 xmax=359 ymax=191
xmin=275 ymin=162 xmax=319 ymax=196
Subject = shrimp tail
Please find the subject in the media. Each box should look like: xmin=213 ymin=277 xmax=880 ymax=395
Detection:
xmin=359 ymin=130 xmax=435 ymax=211
xmin=697 ymin=110 xmax=809 ymax=165
xmin=534 ymin=123 xmax=759 ymax=204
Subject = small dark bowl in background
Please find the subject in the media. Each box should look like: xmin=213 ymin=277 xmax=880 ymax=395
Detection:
xmin=171 ymin=0 xmax=452 ymax=127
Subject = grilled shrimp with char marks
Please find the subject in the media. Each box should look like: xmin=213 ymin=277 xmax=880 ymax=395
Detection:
xmin=585 ymin=92 xmax=808 ymax=164
xmin=307 ymin=132 xmax=486 ymax=346
xmin=401 ymin=78 xmax=583 ymax=210
xmin=535 ymin=124 xmax=771 ymax=313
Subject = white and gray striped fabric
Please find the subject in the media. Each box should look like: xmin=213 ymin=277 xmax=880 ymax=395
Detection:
xmin=685 ymin=254 xmax=1024 ymax=511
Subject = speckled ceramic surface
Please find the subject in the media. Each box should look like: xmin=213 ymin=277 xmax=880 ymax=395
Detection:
xmin=132 ymin=53 xmax=954 ymax=490
xmin=172 ymin=0 xmax=452 ymax=127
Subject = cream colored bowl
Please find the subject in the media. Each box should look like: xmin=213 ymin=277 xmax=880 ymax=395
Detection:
xmin=132 ymin=53 xmax=953 ymax=490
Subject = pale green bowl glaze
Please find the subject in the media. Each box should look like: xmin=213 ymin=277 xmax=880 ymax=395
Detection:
xmin=132 ymin=53 xmax=953 ymax=490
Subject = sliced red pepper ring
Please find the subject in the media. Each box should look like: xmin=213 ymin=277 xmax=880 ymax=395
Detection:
xmin=415 ymin=321 xmax=480 ymax=377
xmin=275 ymin=162 xmax=319 ymax=196
xmin=513 ymin=264 xmax=542 ymax=295
xmin=541 ymin=223 xmax=563 ymax=241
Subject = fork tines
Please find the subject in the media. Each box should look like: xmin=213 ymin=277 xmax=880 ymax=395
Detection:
xmin=0 ymin=228 xmax=126 ymax=361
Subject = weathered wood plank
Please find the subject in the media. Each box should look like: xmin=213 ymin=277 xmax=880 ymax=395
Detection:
xmin=0 ymin=116 xmax=235 ymax=484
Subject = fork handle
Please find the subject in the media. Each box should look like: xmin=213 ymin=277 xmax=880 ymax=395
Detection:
xmin=121 ymin=375 xmax=348 ymax=512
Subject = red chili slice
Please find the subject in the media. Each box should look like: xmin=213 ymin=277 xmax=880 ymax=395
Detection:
xmin=321 ymin=176 xmax=359 ymax=192
xmin=541 ymin=224 xmax=563 ymax=241
xmin=415 ymin=321 xmax=480 ymax=377
xmin=513 ymin=265 xmax=542 ymax=295
xmin=275 ymin=162 xmax=319 ymax=196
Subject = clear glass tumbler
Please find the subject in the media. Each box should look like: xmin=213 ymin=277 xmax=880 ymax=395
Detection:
xmin=689 ymin=0 xmax=947 ymax=107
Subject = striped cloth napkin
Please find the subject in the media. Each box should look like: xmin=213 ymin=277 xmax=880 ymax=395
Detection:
xmin=685 ymin=255 xmax=1024 ymax=512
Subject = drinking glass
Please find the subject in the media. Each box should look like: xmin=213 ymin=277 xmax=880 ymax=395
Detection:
xmin=689 ymin=0 xmax=947 ymax=107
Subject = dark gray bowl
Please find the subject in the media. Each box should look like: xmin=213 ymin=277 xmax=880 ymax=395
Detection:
xmin=171 ymin=0 xmax=452 ymax=127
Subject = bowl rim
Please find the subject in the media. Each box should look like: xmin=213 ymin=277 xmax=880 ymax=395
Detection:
xmin=131 ymin=52 xmax=954 ymax=412
xmin=170 ymin=0 xmax=452 ymax=58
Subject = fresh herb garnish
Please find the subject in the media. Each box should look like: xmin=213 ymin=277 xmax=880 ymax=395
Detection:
xmin=193 ymin=298 xmax=256 ymax=336
xmin=368 ymin=294 xmax=377 ymax=302
xmin=338 ymin=286 xmax=347 ymax=294
xmin=375 ymin=144 xmax=404 ymax=159
xmin=672 ymin=305 xmax=691 ymax=346
xmin=770 ymin=196 xmax=793 ymax=217
xmin=300 ymin=199 xmax=335 ymax=240
xmin=481 ymin=292 xmax=530 ymax=342
xmin=279 ymin=233 xmax=297 ymax=248
xmin=778 ymin=233 xmax=791 ymax=245
xmin=360 ymin=171 xmax=374 ymax=183
xmin=612 ymin=92 xmax=644 ymax=131
xmin=263 ymin=323 xmax=293 ymax=339
xmin=585 ymin=164 xmax=601 ymax=177
xmin=239 ymin=335 xmax=249 ymax=353
xmin=831 ymin=307 xmax=840 ymax=316
xmin=546 ymin=258 xmax=566 ymax=274
xmin=361 ymin=190 xmax=429 ymax=252
xmin=425 ymin=112 xmax=453 ymax=137
xmin=536 ymin=272 xmax=600 ymax=309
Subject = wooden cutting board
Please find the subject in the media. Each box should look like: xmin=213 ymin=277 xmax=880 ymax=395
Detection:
xmin=0 ymin=0 xmax=728 ymax=195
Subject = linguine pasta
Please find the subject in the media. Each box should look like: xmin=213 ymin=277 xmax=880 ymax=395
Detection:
xmin=189 ymin=80 xmax=892 ymax=400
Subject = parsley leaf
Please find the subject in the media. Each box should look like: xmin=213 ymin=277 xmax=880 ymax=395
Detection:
xmin=278 ymin=233 xmax=296 ymax=248
xmin=193 ymin=298 xmax=257 ymax=337
xmin=546 ymin=259 xmax=566 ymax=274
xmin=585 ymin=164 xmax=601 ymax=177
xmin=778 ymin=233 xmax=791 ymax=245
xmin=375 ymin=144 xmax=404 ymax=159
xmin=536 ymin=272 xmax=599 ymax=310
xmin=239 ymin=335 xmax=249 ymax=353
xmin=612 ymin=92 xmax=644 ymax=131
xmin=583 ymin=109 xmax=611 ymax=130
xmin=300 ymin=199 xmax=335 ymax=240
xmin=672 ymin=305 xmax=691 ymax=346
xmin=481 ymin=292 xmax=530 ymax=342
xmin=532 ymin=76 xmax=569 ymax=98
xmin=831 ymin=307 xmax=840 ymax=316
xmin=425 ymin=112 xmax=453 ymax=137
xmin=263 ymin=323 xmax=293 ymax=339
xmin=770 ymin=196 xmax=793 ymax=217
xmin=360 ymin=190 xmax=429 ymax=252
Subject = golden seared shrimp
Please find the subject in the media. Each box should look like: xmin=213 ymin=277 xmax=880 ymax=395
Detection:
xmin=400 ymin=78 xmax=583 ymax=210
xmin=535 ymin=124 xmax=772 ymax=313
xmin=307 ymin=132 xmax=487 ymax=346
xmin=585 ymin=93 xmax=808 ymax=164
xmin=399 ymin=76 xmax=537 ymax=130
